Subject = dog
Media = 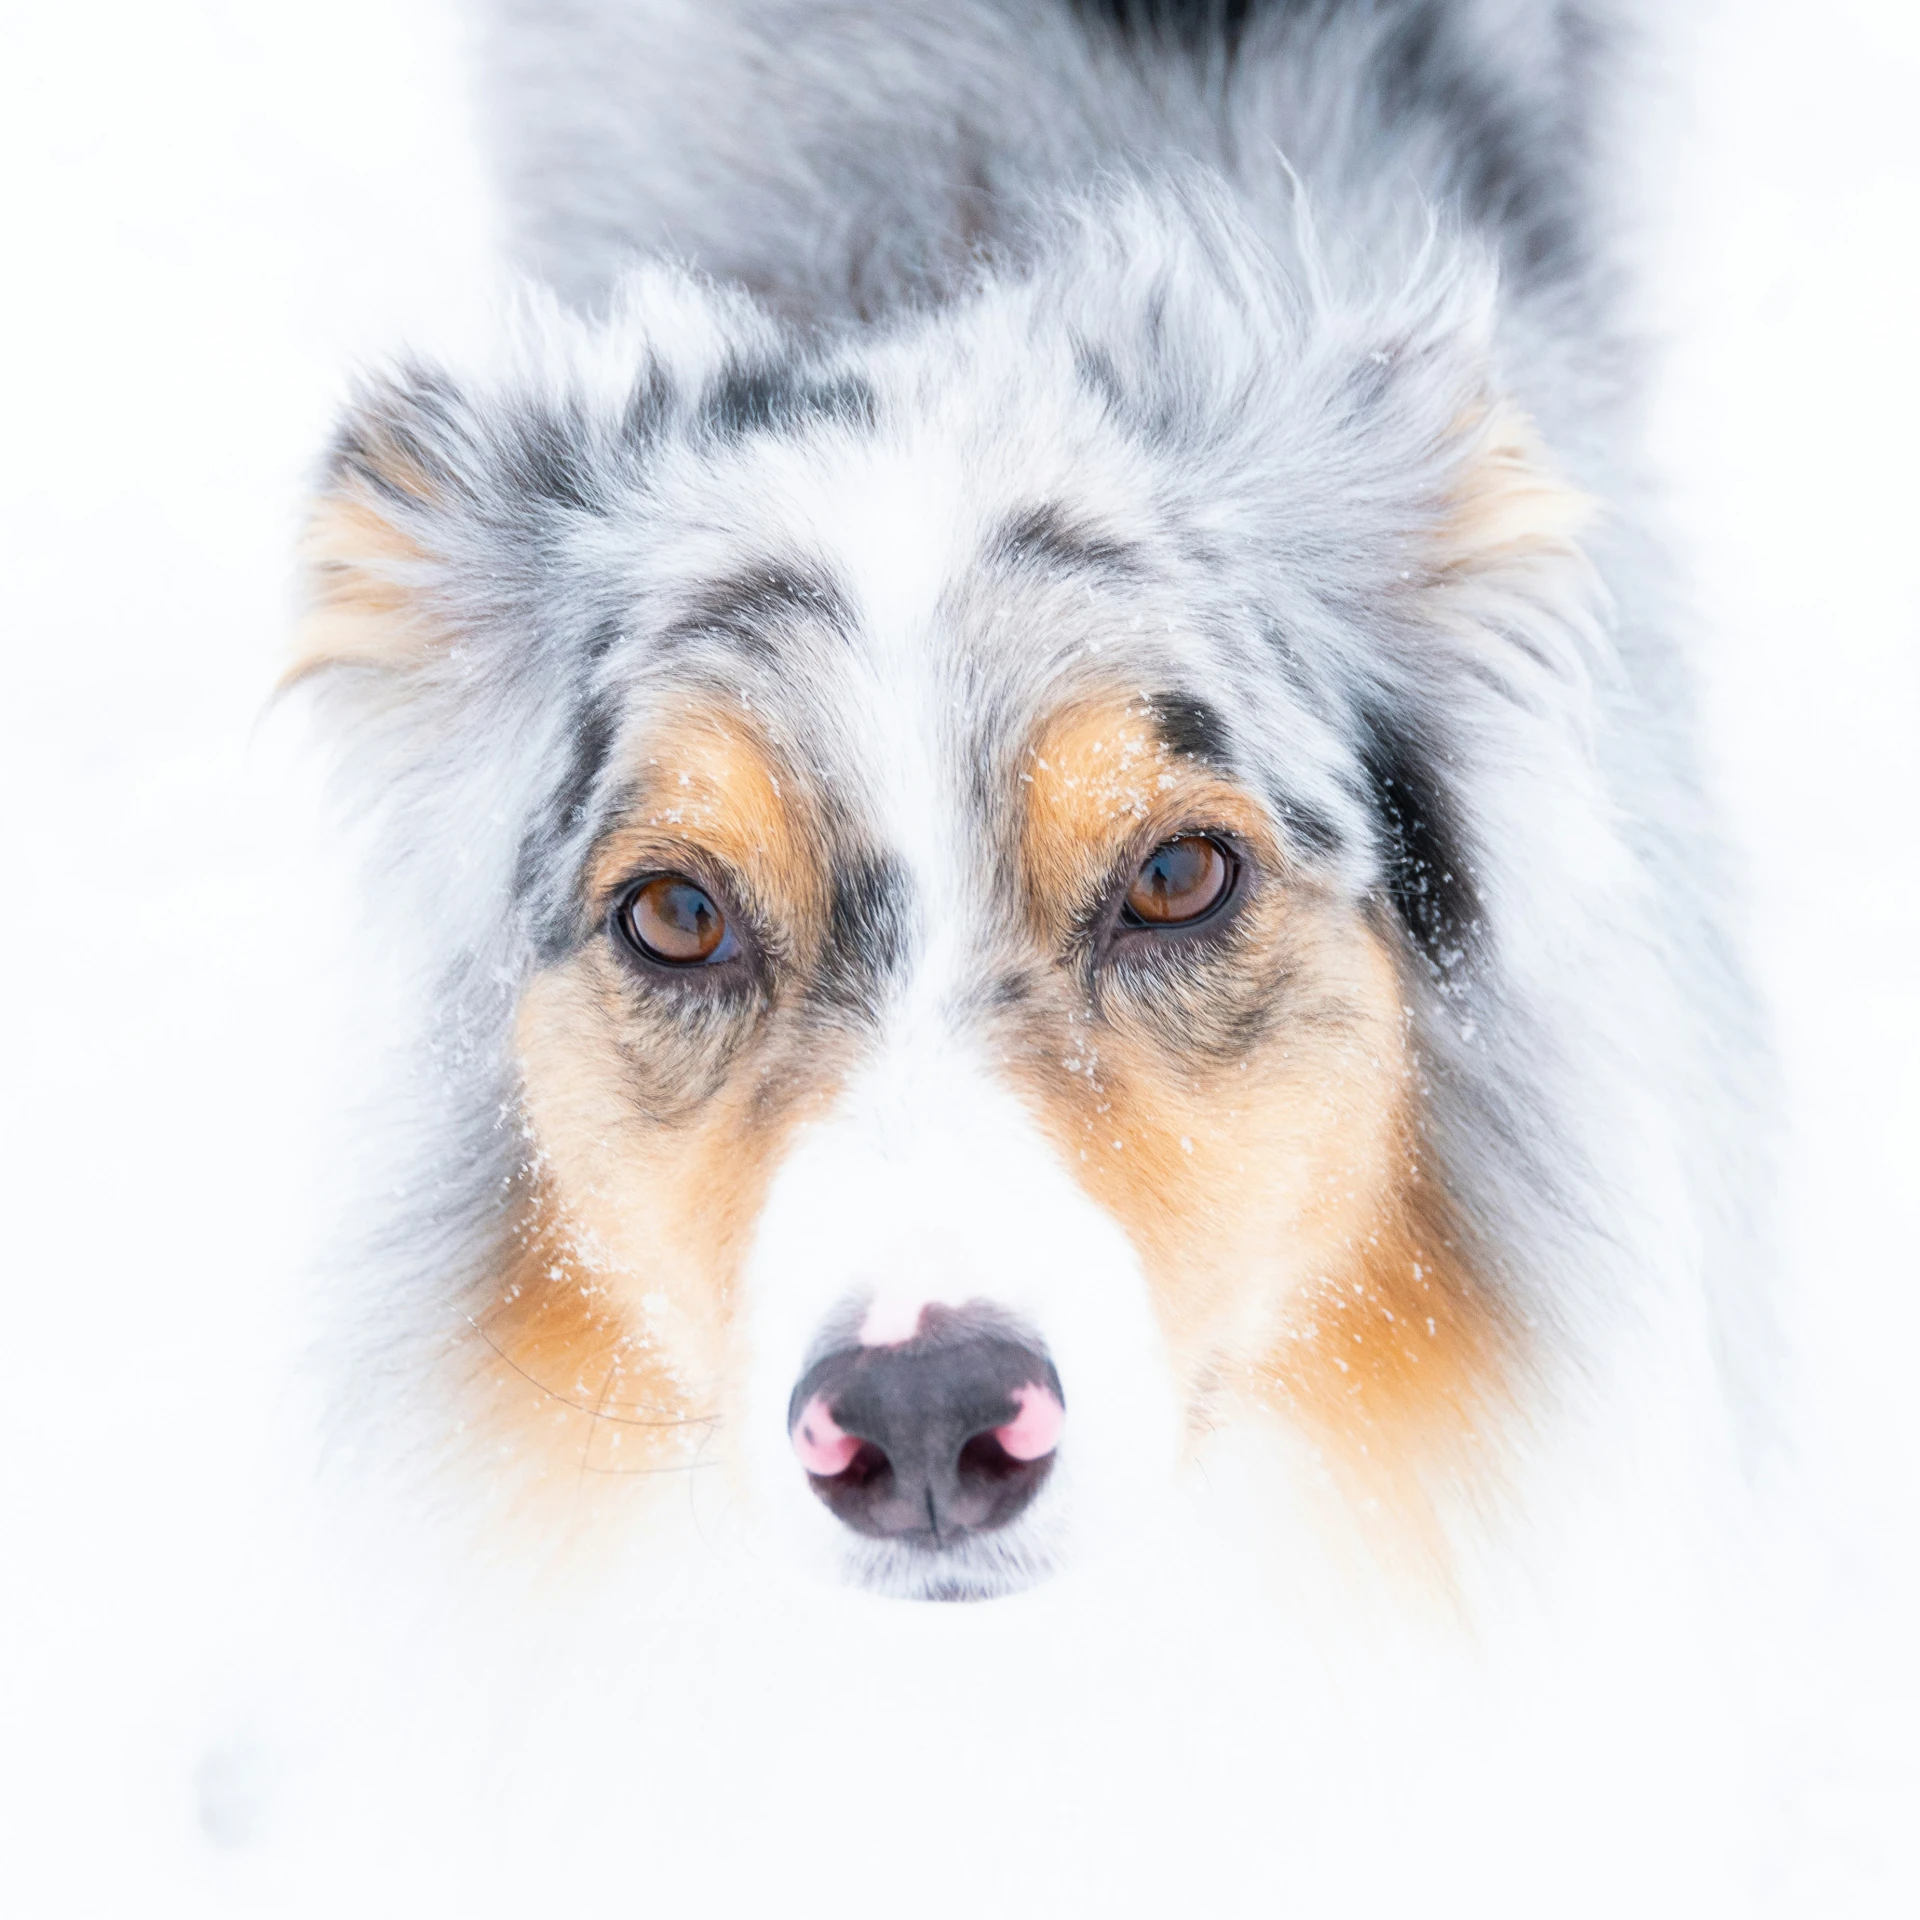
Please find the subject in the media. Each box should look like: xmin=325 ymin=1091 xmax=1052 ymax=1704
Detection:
xmin=291 ymin=0 xmax=1767 ymax=1605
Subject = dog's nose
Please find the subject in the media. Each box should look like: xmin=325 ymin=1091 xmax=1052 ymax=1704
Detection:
xmin=788 ymin=1305 xmax=1064 ymax=1546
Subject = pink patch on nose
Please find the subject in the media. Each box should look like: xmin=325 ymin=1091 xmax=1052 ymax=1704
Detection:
xmin=858 ymin=1295 xmax=927 ymax=1347
xmin=791 ymin=1394 xmax=861 ymax=1477
xmin=993 ymin=1384 xmax=1064 ymax=1462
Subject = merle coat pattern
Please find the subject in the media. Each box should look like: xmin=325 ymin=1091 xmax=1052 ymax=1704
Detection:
xmin=295 ymin=0 xmax=1767 ymax=1598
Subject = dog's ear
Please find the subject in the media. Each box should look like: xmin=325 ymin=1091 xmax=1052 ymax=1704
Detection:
xmin=290 ymin=377 xmax=455 ymax=684
xmin=283 ymin=269 xmax=796 ymax=959
xmin=288 ymin=264 xmax=781 ymax=691
xmin=1348 ymin=334 xmax=1611 ymax=993
xmin=1049 ymin=179 xmax=1599 ymax=659
xmin=1431 ymin=394 xmax=1592 ymax=592
xmin=1407 ymin=373 xmax=1606 ymax=727
xmin=287 ymin=360 xmax=621 ymax=690
xmin=282 ymin=354 xmax=667 ymax=967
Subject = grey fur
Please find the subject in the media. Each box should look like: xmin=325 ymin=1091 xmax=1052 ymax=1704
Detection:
xmin=302 ymin=0 xmax=1771 ymax=1509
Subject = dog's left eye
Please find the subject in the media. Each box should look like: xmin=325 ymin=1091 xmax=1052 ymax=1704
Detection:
xmin=614 ymin=874 xmax=739 ymax=967
xmin=1121 ymin=835 xmax=1235 ymax=928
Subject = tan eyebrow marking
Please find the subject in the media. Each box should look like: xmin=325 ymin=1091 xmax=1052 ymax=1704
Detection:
xmin=585 ymin=701 xmax=828 ymax=936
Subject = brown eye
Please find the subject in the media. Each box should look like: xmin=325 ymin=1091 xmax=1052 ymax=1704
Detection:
xmin=617 ymin=874 xmax=735 ymax=966
xmin=1123 ymin=835 xmax=1233 ymax=927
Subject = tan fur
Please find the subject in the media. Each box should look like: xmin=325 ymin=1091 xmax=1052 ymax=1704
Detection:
xmin=583 ymin=699 xmax=827 ymax=935
xmin=469 ymin=1183 xmax=716 ymax=1485
xmin=468 ymin=686 xmax=1510 ymax=1543
xmin=285 ymin=491 xmax=439 ymax=685
xmin=1436 ymin=396 xmax=1593 ymax=579
xmin=1251 ymin=1173 xmax=1504 ymax=1525
xmin=1013 ymin=698 xmax=1510 ymax=1530
xmin=466 ymin=703 xmax=854 ymax=1503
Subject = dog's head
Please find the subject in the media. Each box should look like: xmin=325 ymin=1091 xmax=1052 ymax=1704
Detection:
xmin=297 ymin=191 xmax=1604 ymax=1598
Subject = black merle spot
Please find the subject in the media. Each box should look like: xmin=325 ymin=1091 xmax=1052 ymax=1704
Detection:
xmin=996 ymin=503 xmax=1140 ymax=578
xmin=1069 ymin=1 xmax=1264 ymax=57
xmin=1263 ymin=788 xmax=1343 ymax=863
xmin=814 ymin=854 xmax=914 ymax=1015
xmin=1073 ymin=340 xmax=1130 ymax=420
xmin=1071 ymin=331 xmax=1183 ymax=444
xmin=698 ymin=362 xmax=877 ymax=442
xmin=501 ymin=399 xmax=608 ymax=515
xmin=621 ymin=358 xmax=677 ymax=448
xmin=1149 ymin=692 xmax=1232 ymax=769
xmin=1371 ymin=0 xmax=1586 ymax=283
xmin=550 ymin=689 xmax=618 ymax=836
xmin=581 ymin=614 xmax=624 ymax=663
xmin=1072 ymin=0 xmax=1591 ymax=289
xmin=327 ymin=364 xmax=472 ymax=507
xmin=1355 ymin=703 xmax=1479 ymax=976
xmin=664 ymin=563 xmax=854 ymax=659
xmin=517 ymin=685 xmax=621 ymax=961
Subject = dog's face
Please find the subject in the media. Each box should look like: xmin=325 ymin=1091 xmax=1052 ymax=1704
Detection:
xmin=300 ymin=201 xmax=1596 ymax=1597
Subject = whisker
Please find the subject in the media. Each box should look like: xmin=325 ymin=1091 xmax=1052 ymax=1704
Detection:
xmin=578 ymin=1460 xmax=722 ymax=1477
xmin=465 ymin=1315 xmax=720 ymax=1428
xmin=576 ymin=1329 xmax=624 ymax=1493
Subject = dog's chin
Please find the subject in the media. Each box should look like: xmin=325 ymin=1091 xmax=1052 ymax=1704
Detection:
xmin=839 ymin=1524 xmax=1060 ymax=1603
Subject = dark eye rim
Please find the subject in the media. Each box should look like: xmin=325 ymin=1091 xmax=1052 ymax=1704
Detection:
xmin=1098 ymin=831 xmax=1250 ymax=962
xmin=608 ymin=868 xmax=750 ymax=974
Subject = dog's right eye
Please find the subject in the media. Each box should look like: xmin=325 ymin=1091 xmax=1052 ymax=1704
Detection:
xmin=1121 ymin=835 xmax=1235 ymax=928
xmin=614 ymin=874 xmax=737 ymax=967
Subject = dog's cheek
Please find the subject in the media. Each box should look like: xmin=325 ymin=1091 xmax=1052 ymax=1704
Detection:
xmin=482 ymin=960 xmax=866 ymax=1485
xmin=470 ymin=965 xmax=783 ymax=1459
xmin=470 ymin=1184 xmax=712 ymax=1490
xmin=1249 ymin=1166 xmax=1509 ymax=1539
xmin=1015 ymin=911 xmax=1420 ymax=1416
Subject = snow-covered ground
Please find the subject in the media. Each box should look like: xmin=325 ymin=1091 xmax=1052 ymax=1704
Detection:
xmin=1 ymin=3 xmax=1913 ymax=1913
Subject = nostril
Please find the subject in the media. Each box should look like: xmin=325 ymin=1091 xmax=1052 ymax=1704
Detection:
xmin=956 ymin=1383 xmax=1062 ymax=1486
xmin=991 ymin=1383 xmax=1064 ymax=1463
xmin=956 ymin=1430 xmax=1022 ymax=1481
xmin=793 ymin=1395 xmax=894 ymax=1488
xmin=791 ymin=1393 xmax=862 ymax=1477
xmin=838 ymin=1440 xmax=890 ymax=1489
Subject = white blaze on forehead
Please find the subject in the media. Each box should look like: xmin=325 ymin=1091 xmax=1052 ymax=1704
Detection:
xmin=796 ymin=431 xmax=985 ymax=1006
xmin=801 ymin=431 xmax=969 ymax=660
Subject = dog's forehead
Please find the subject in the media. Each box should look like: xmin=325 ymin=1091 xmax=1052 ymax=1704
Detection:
xmin=555 ymin=345 xmax=1380 ymax=922
xmin=625 ymin=402 xmax=1241 ymax=788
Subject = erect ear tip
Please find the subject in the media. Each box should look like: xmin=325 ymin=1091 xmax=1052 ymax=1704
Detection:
xmin=1433 ymin=393 xmax=1594 ymax=580
xmin=282 ymin=483 xmax=442 ymax=690
xmin=322 ymin=362 xmax=473 ymax=509
xmin=286 ymin=381 xmax=466 ymax=690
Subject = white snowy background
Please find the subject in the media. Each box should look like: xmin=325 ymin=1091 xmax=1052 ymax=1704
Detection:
xmin=1 ymin=1 xmax=1914 ymax=1913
